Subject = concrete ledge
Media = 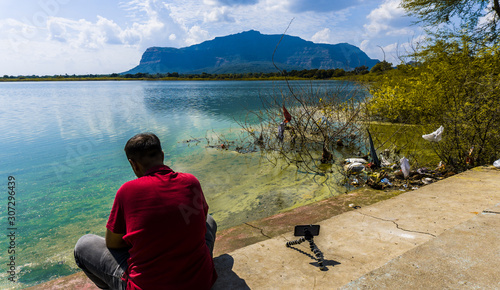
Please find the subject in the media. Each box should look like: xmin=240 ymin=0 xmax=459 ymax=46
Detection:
xmin=212 ymin=166 xmax=500 ymax=289
xmin=29 ymin=166 xmax=500 ymax=289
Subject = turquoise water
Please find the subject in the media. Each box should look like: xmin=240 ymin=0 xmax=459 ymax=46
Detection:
xmin=0 ymin=80 xmax=360 ymax=288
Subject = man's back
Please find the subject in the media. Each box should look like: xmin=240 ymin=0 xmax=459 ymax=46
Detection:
xmin=106 ymin=164 xmax=216 ymax=289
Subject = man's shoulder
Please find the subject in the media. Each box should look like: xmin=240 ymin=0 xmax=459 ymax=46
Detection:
xmin=169 ymin=172 xmax=202 ymax=189
xmin=175 ymin=171 xmax=199 ymax=181
xmin=119 ymin=171 xmax=199 ymax=190
xmin=116 ymin=178 xmax=144 ymax=195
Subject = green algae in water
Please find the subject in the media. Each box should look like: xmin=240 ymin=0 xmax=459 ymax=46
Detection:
xmin=180 ymin=146 xmax=347 ymax=230
xmin=0 ymin=80 xmax=361 ymax=288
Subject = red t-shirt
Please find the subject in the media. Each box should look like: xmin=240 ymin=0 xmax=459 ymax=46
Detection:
xmin=106 ymin=165 xmax=217 ymax=289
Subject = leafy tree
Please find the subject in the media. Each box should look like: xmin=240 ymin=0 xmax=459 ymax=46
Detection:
xmin=332 ymin=68 xmax=346 ymax=77
xmin=370 ymin=61 xmax=393 ymax=74
xmin=401 ymin=0 xmax=500 ymax=42
xmin=353 ymin=66 xmax=369 ymax=75
xmin=368 ymin=38 xmax=500 ymax=169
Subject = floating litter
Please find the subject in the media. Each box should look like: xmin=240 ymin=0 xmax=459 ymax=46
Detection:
xmin=422 ymin=125 xmax=444 ymax=142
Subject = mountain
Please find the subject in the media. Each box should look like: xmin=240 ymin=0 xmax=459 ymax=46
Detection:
xmin=123 ymin=30 xmax=379 ymax=75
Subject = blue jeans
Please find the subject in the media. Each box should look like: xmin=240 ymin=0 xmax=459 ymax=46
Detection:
xmin=74 ymin=215 xmax=217 ymax=289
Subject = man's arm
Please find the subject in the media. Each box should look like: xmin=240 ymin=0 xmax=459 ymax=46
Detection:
xmin=105 ymin=229 xmax=129 ymax=249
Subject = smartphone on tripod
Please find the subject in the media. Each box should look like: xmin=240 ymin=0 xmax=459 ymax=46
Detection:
xmin=293 ymin=225 xmax=320 ymax=236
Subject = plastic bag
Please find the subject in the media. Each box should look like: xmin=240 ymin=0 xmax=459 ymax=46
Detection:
xmin=422 ymin=126 xmax=444 ymax=142
xmin=345 ymin=162 xmax=365 ymax=172
xmin=494 ymin=159 xmax=500 ymax=168
xmin=400 ymin=157 xmax=410 ymax=178
xmin=345 ymin=158 xmax=368 ymax=164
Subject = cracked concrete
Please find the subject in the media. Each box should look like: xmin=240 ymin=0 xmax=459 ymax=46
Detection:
xmin=355 ymin=211 xmax=437 ymax=237
xmin=212 ymin=166 xmax=500 ymax=289
xmin=343 ymin=208 xmax=500 ymax=289
xmin=243 ymin=222 xmax=273 ymax=239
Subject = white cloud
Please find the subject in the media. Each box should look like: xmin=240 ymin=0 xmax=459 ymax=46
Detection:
xmin=386 ymin=27 xmax=414 ymax=36
xmin=96 ymin=16 xmax=123 ymax=45
xmin=478 ymin=2 xmax=497 ymax=27
xmin=287 ymin=0 xmax=369 ymax=13
xmin=0 ymin=35 xmax=140 ymax=75
xmin=204 ymin=7 xmax=235 ymax=23
xmin=360 ymin=39 xmax=370 ymax=52
xmin=211 ymin=0 xmax=258 ymax=6
xmin=364 ymin=0 xmax=406 ymax=36
xmin=257 ymin=0 xmax=289 ymax=12
xmin=186 ymin=26 xmax=210 ymax=46
xmin=360 ymin=34 xmax=426 ymax=65
xmin=0 ymin=0 xmax=192 ymax=75
xmin=357 ymin=0 xmax=425 ymax=64
xmin=311 ymin=28 xmax=331 ymax=43
xmin=0 ymin=0 xmax=424 ymax=75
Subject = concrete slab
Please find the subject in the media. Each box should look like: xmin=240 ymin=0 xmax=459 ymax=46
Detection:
xmin=342 ymin=210 xmax=500 ymax=289
xmin=484 ymin=202 xmax=500 ymax=213
xmin=212 ymin=166 xmax=500 ymax=289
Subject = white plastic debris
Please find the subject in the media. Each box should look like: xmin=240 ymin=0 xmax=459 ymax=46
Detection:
xmin=422 ymin=126 xmax=444 ymax=142
xmin=345 ymin=162 xmax=365 ymax=172
xmin=345 ymin=158 xmax=368 ymax=164
xmin=494 ymin=159 xmax=500 ymax=168
xmin=400 ymin=157 xmax=410 ymax=178
xmin=422 ymin=178 xmax=434 ymax=185
xmin=380 ymin=155 xmax=392 ymax=167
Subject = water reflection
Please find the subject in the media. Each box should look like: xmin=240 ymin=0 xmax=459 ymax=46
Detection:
xmin=142 ymin=81 xmax=267 ymax=120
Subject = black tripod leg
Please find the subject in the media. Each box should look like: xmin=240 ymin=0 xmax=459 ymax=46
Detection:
xmin=307 ymin=238 xmax=326 ymax=271
xmin=286 ymin=237 xmax=306 ymax=247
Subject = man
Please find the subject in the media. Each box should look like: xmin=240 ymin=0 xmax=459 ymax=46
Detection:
xmin=74 ymin=133 xmax=217 ymax=289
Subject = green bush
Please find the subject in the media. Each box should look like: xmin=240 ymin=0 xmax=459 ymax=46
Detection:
xmin=367 ymin=39 xmax=500 ymax=170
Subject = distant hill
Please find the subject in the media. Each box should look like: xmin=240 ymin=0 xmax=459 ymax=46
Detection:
xmin=123 ymin=30 xmax=379 ymax=75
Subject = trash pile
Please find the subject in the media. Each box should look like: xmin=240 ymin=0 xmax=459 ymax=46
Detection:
xmin=341 ymin=125 xmax=456 ymax=191
xmin=343 ymin=151 xmax=453 ymax=191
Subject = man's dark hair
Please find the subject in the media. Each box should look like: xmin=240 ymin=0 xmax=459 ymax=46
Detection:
xmin=124 ymin=133 xmax=162 ymax=162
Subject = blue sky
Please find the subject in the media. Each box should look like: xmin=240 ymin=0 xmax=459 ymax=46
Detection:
xmin=0 ymin=0 xmax=425 ymax=75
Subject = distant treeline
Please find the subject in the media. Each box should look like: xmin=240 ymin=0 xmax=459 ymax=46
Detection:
xmin=1 ymin=62 xmax=393 ymax=81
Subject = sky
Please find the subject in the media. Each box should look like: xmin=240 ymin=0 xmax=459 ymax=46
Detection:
xmin=0 ymin=0 xmax=426 ymax=76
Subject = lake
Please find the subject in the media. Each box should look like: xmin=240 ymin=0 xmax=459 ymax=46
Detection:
xmin=0 ymin=80 xmax=362 ymax=288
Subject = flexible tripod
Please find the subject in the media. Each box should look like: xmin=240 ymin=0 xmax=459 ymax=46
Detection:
xmin=286 ymin=228 xmax=326 ymax=271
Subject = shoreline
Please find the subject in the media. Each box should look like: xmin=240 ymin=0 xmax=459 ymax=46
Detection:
xmin=0 ymin=76 xmax=359 ymax=82
xmin=29 ymin=166 xmax=500 ymax=289
xmin=28 ymin=185 xmax=404 ymax=289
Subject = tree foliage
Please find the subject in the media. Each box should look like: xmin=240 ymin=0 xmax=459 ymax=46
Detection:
xmin=370 ymin=61 xmax=393 ymax=74
xmin=368 ymin=38 xmax=500 ymax=170
xmin=401 ymin=0 xmax=500 ymax=42
xmin=235 ymin=82 xmax=369 ymax=182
